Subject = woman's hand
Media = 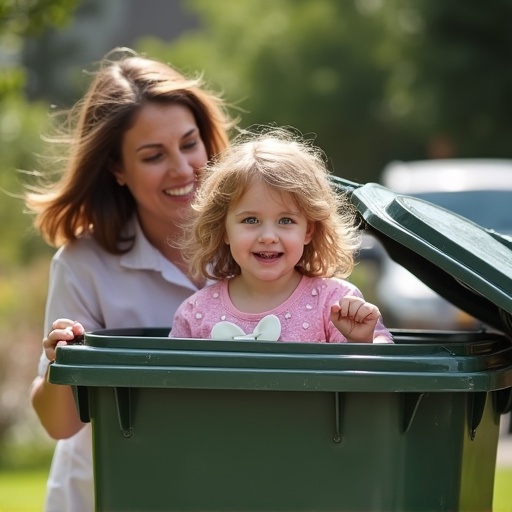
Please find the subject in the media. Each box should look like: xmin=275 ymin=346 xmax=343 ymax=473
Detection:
xmin=330 ymin=295 xmax=381 ymax=343
xmin=43 ymin=319 xmax=85 ymax=362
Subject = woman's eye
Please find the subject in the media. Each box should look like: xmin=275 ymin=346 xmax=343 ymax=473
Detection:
xmin=242 ymin=217 xmax=259 ymax=224
xmin=142 ymin=153 xmax=162 ymax=163
xmin=182 ymin=140 xmax=198 ymax=151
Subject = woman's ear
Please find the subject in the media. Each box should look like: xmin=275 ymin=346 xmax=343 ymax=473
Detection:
xmin=111 ymin=161 xmax=125 ymax=186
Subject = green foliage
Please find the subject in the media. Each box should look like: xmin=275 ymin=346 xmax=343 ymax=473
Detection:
xmin=0 ymin=0 xmax=78 ymax=36
xmin=0 ymin=427 xmax=54 ymax=471
xmin=0 ymin=0 xmax=78 ymax=269
xmin=0 ymin=0 xmax=79 ymax=102
xmin=0 ymin=257 xmax=51 ymax=464
xmin=139 ymin=0 xmax=512 ymax=182
xmin=400 ymin=0 xmax=512 ymax=157
xmin=0 ymin=0 xmax=77 ymax=460
xmin=140 ymin=0 xmax=407 ymax=181
xmin=0 ymin=96 xmax=54 ymax=267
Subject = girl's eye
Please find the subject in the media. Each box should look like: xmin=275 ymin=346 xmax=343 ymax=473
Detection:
xmin=241 ymin=217 xmax=259 ymax=224
xmin=279 ymin=218 xmax=294 ymax=225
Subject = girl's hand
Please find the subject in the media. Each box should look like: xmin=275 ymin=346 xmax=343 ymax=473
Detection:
xmin=43 ymin=319 xmax=85 ymax=362
xmin=330 ymin=295 xmax=381 ymax=343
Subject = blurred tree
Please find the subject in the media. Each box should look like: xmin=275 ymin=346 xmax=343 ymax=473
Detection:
xmin=0 ymin=0 xmax=79 ymax=267
xmin=139 ymin=0 xmax=414 ymax=182
xmin=0 ymin=0 xmax=79 ymax=100
xmin=0 ymin=0 xmax=79 ymax=461
xmin=139 ymin=0 xmax=512 ymax=182
xmin=388 ymin=0 xmax=512 ymax=158
xmin=0 ymin=98 xmax=53 ymax=266
xmin=21 ymin=0 xmax=125 ymax=106
xmin=0 ymin=0 xmax=76 ymax=33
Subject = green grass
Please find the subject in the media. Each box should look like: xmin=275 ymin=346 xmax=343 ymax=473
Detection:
xmin=0 ymin=438 xmax=53 ymax=512
xmin=494 ymin=468 xmax=512 ymax=512
xmin=0 ymin=467 xmax=511 ymax=512
xmin=0 ymin=469 xmax=47 ymax=512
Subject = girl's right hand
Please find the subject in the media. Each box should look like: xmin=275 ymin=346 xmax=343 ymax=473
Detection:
xmin=43 ymin=319 xmax=85 ymax=362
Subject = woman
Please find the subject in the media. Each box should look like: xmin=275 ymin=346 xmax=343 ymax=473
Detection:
xmin=26 ymin=47 xmax=236 ymax=512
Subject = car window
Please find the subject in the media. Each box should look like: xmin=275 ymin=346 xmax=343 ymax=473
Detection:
xmin=416 ymin=191 xmax=512 ymax=233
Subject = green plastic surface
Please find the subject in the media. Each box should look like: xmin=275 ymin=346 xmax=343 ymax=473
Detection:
xmin=331 ymin=177 xmax=512 ymax=335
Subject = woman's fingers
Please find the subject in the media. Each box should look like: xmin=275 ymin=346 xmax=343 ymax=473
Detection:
xmin=43 ymin=320 xmax=85 ymax=361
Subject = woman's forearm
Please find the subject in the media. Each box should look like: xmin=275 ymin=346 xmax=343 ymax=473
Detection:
xmin=30 ymin=373 xmax=85 ymax=439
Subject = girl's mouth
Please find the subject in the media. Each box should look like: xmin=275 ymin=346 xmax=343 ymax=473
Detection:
xmin=254 ymin=252 xmax=282 ymax=259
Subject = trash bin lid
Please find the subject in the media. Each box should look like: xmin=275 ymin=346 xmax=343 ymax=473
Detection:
xmin=332 ymin=177 xmax=512 ymax=336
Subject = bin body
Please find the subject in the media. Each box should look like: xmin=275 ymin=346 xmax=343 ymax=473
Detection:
xmin=50 ymin=329 xmax=512 ymax=512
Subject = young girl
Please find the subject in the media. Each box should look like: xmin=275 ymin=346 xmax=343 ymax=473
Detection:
xmin=170 ymin=128 xmax=393 ymax=343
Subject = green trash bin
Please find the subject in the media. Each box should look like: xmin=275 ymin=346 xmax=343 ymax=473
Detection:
xmin=49 ymin=180 xmax=512 ymax=512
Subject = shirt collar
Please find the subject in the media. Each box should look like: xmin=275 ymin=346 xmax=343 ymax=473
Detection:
xmin=119 ymin=216 xmax=197 ymax=290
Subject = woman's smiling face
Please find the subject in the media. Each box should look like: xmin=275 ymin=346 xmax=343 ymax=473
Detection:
xmin=113 ymin=102 xmax=208 ymax=239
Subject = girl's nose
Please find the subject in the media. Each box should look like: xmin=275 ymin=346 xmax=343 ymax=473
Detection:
xmin=258 ymin=229 xmax=279 ymax=244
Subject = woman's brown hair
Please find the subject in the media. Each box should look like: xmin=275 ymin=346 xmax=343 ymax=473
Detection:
xmin=25 ymin=47 xmax=235 ymax=253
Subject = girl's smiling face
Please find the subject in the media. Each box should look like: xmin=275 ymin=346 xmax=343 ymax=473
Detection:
xmin=224 ymin=180 xmax=314 ymax=286
xmin=113 ymin=102 xmax=208 ymax=242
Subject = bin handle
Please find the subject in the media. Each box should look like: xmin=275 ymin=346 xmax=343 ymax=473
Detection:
xmin=114 ymin=387 xmax=133 ymax=438
xmin=401 ymin=393 xmax=424 ymax=434
xmin=468 ymin=392 xmax=487 ymax=441
xmin=333 ymin=392 xmax=343 ymax=443
xmin=72 ymin=386 xmax=91 ymax=423
xmin=494 ymin=387 xmax=512 ymax=415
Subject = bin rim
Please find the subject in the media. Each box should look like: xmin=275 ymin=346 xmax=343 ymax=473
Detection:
xmin=48 ymin=327 xmax=512 ymax=393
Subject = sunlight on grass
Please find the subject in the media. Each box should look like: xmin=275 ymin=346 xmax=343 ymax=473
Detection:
xmin=0 ymin=469 xmax=47 ymax=512
xmin=494 ymin=467 xmax=512 ymax=512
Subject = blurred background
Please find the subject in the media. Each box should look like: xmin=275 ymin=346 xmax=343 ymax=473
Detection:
xmin=1 ymin=0 xmax=512 ymax=502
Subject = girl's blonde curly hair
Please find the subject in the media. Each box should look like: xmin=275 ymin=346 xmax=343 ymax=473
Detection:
xmin=180 ymin=127 xmax=361 ymax=282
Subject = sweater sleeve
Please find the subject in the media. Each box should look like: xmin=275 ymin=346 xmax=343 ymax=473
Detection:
xmin=169 ymin=300 xmax=194 ymax=338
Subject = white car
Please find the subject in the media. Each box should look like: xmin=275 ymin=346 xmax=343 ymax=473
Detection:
xmin=370 ymin=159 xmax=512 ymax=330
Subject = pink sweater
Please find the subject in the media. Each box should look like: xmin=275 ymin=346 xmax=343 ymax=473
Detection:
xmin=171 ymin=275 xmax=393 ymax=343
